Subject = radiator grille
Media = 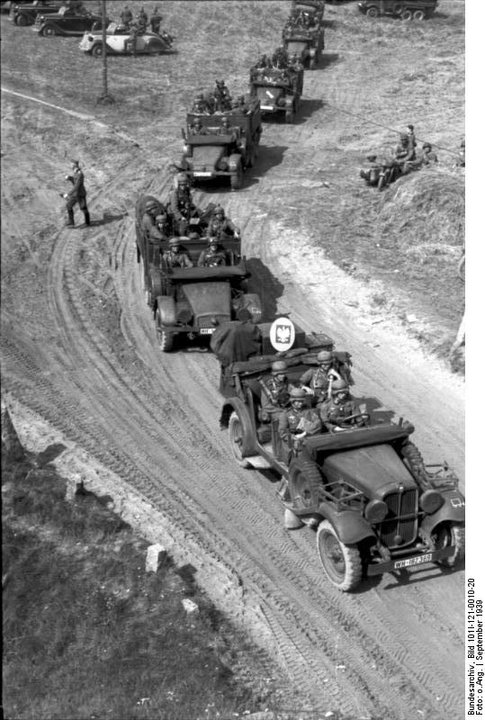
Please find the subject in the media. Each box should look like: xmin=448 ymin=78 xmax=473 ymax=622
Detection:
xmin=378 ymin=489 xmax=419 ymax=548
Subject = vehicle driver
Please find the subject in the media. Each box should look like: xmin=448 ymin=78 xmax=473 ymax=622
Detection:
xmin=197 ymin=237 xmax=228 ymax=267
xmin=319 ymin=379 xmax=366 ymax=432
xmin=206 ymin=206 xmax=240 ymax=241
xmin=162 ymin=237 xmax=193 ymax=269
xmin=259 ymin=361 xmax=295 ymax=422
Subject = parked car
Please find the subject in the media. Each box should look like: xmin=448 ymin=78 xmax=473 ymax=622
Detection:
xmin=79 ymin=23 xmax=173 ymax=56
xmin=215 ymin=322 xmax=465 ymax=591
xmin=8 ymin=0 xmax=64 ymax=25
xmin=358 ymin=0 xmax=438 ymax=20
xmin=33 ymin=5 xmax=103 ymax=36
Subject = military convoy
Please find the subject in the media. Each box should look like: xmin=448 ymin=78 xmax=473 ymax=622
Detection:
xmin=178 ymin=98 xmax=262 ymax=190
xmin=283 ymin=0 xmax=325 ymax=69
xmin=213 ymin=321 xmax=465 ymax=591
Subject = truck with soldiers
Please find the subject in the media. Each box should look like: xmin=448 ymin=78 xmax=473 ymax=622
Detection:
xmin=213 ymin=321 xmax=465 ymax=591
xmin=178 ymin=88 xmax=262 ymax=191
xmin=283 ymin=1 xmax=325 ymax=69
xmin=135 ymin=193 xmax=262 ymax=352
xmin=249 ymin=53 xmax=304 ymax=123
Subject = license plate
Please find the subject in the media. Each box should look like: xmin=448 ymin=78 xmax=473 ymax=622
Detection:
xmin=393 ymin=554 xmax=432 ymax=570
xmin=199 ymin=328 xmax=215 ymax=335
xmin=260 ymin=105 xmax=274 ymax=110
xmin=194 ymin=172 xmax=213 ymax=177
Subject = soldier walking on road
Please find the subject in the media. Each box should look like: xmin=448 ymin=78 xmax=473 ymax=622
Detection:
xmin=63 ymin=159 xmax=90 ymax=228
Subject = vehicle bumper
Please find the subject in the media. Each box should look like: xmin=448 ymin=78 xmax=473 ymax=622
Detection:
xmin=366 ymin=545 xmax=454 ymax=576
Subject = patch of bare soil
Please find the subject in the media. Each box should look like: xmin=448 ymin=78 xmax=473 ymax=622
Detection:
xmin=1 ymin=2 xmax=465 ymax=718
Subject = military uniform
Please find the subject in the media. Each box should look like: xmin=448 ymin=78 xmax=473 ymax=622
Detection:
xmin=65 ymin=163 xmax=90 ymax=227
xmin=421 ymin=146 xmax=438 ymax=165
xmin=319 ymin=396 xmax=361 ymax=431
xmin=278 ymin=406 xmax=321 ymax=443
xmin=197 ymin=246 xmax=227 ymax=267
xmin=260 ymin=377 xmax=294 ymax=421
xmin=162 ymin=248 xmax=193 ymax=269
xmin=141 ymin=211 xmax=165 ymax=242
xmin=299 ymin=366 xmax=338 ymax=405
xmin=120 ymin=7 xmax=133 ymax=28
xmin=207 ymin=216 xmax=239 ymax=240
xmin=150 ymin=8 xmax=162 ymax=33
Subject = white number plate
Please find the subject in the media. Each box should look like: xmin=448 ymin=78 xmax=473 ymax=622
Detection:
xmin=393 ymin=554 xmax=432 ymax=570
xmin=194 ymin=172 xmax=213 ymax=177
xmin=260 ymin=105 xmax=274 ymax=110
xmin=199 ymin=328 xmax=215 ymax=335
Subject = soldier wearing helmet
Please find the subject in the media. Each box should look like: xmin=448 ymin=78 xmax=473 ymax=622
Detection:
xmin=299 ymin=350 xmax=343 ymax=406
xmin=141 ymin=198 xmax=166 ymax=241
xmin=278 ymin=387 xmax=322 ymax=445
xmin=394 ymin=132 xmax=416 ymax=171
xmin=197 ymin=237 xmax=228 ymax=267
xmin=259 ymin=360 xmax=295 ymax=422
xmin=272 ymin=45 xmax=289 ymax=69
xmin=169 ymin=174 xmax=195 ymax=229
xmin=154 ymin=211 xmax=173 ymax=239
xmin=217 ymin=116 xmax=232 ymax=134
xmin=162 ymin=237 xmax=193 ymax=269
xmin=319 ymin=378 xmax=366 ymax=432
xmin=421 ymin=142 xmax=438 ymax=165
xmin=207 ymin=206 xmax=241 ymax=241
xmin=190 ymin=117 xmax=207 ymax=135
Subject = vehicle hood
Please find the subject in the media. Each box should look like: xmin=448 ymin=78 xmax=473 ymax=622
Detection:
xmin=181 ymin=281 xmax=231 ymax=319
xmin=285 ymin=39 xmax=310 ymax=54
xmin=255 ymin=85 xmax=285 ymax=108
xmin=189 ymin=145 xmax=227 ymax=171
xmin=322 ymin=444 xmax=416 ymax=497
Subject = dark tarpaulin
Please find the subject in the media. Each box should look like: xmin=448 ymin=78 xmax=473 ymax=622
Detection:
xmin=211 ymin=321 xmax=262 ymax=368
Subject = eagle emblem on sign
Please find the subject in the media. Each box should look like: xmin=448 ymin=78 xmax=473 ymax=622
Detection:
xmin=270 ymin=317 xmax=296 ymax=352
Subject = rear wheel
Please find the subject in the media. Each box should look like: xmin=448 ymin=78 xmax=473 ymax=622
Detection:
xmin=42 ymin=25 xmax=57 ymax=36
xmin=92 ymin=43 xmax=104 ymax=58
xmin=230 ymin=164 xmax=243 ymax=191
xmin=401 ymin=9 xmax=413 ymax=20
xmin=228 ymin=412 xmax=251 ymax=468
xmin=433 ymin=524 xmax=465 ymax=568
xmin=413 ymin=9 xmax=425 ymax=20
xmin=366 ymin=6 xmax=379 ymax=18
xmin=16 ymin=14 xmax=28 ymax=26
xmin=316 ymin=520 xmax=362 ymax=591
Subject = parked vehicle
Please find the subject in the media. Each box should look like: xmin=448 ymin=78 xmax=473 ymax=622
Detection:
xmin=79 ymin=23 xmax=173 ymax=56
xmin=135 ymin=195 xmax=262 ymax=351
xmin=249 ymin=66 xmax=304 ymax=123
xmin=357 ymin=0 xmax=438 ymax=20
xmin=8 ymin=0 xmax=63 ymax=25
xmin=33 ymin=5 xmax=103 ymax=36
xmin=216 ymin=323 xmax=465 ymax=591
xmin=178 ymin=98 xmax=262 ymax=190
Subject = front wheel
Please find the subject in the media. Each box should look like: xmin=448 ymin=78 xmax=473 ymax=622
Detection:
xmin=92 ymin=43 xmax=104 ymax=58
xmin=433 ymin=523 xmax=465 ymax=568
xmin=413 ymin=9 xmax=425 ymax=20
xmin=316 ymin=520 xmax=362 ymax=591
xmin=228 ymin=412 xmax=251 ymax=468
xmin=42 ymin=25 xmax=57 ymax=37
xmin=230 ymin=164 xmax=243 ymax=191
xmin=401 ymin=9 xmax=413 ymax=20
xmin=366 ymin=6 xmax=379 ymax=18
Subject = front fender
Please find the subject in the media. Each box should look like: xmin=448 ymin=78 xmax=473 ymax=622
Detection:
xmin=156 ymin=295 xmax=177 ymax=326
xmin=317 ymin=503 xmax=375 ymax=545
xmin=420 ymin=492 xmax=466 ymax=535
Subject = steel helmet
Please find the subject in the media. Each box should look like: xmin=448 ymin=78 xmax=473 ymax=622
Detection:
xmin=400 ymin=133 xmax=408 ymax=142
xmin=317 ymin=350 xmax=333 ymax=363
xmin=178 ymin=174 xmax=189 ymax=185
xmin=208 ymin=236 xmax=218 ymax=246
xmin=366 ymin=154 xmax=377 ymax=162
xmin=422 ymin=142 xmax=431 ymax=150
xmin=214 ymin=206 xmax=225 ymax=217
xmin=169 ymin=236 xmax=181 ymax=246
xmin=290 ymin=387 xmax=307 ymax=400
xmin=331 ymin=378 xmax=348 ymax=393
xmin=145 ymin=199 xmax=158 ymax=211
xmin=155 ymin=213 xmax=167 ymax=222
xmin=271 ymin=360 xmax=288 ymax=374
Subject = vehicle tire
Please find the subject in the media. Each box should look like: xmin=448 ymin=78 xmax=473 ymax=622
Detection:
xmin=156 ymin=309 xmax=174 ymax=352
xmin=16 ymin=14 xmax=28 ymax=26
xmin=42 ymin=25 xmax=56 ymax=36
xmin=285 ymin=108 xmax=294 ymax=124
xmin=92 ymin=43 xmax=104 ymax=58
xmin=228 ymin=411 xmax=251 ymax=468
xmin=433 ymin=523 xmax=465 ymax=568
xmin=145 ymin=286 xmax=153 ymax=308
xmin=377 ymin=173 xmax=387 ymax=191
xmin=365 ymin=6 xmax=379 ymax=18
xmin=230 ymin=164 xmax=243 ymax=191
xmin=316 ymin=520 xmax=363 ymax=591
xmin=308 ymin=56 xmax=316 ymax=70
xmin=413 ymin=9 xmax=425 ymax=20
xmin=401 ymin=9 xmax=413 ymax=20
xmin=288 ymin=461 xmax=323 ymax=510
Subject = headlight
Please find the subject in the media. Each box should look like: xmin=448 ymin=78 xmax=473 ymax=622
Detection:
xmin=364 ymin=499 xmax=388 ymax=523
xmin=177 ymin=308 xmax=192 ymax=324
xmin=419 ymin=490 xmax=444 ymax=514
xmin=218 ymin=159 xmax=228 ymax=170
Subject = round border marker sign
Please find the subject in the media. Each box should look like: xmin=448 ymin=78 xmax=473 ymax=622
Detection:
xmin=269 ymin=317 xmax=296 ymax=353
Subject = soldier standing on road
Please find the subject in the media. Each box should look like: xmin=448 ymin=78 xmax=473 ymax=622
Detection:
xmin=162 ymin=237 xmax=194 ymax=269
xmin=63 ymin=160 xmax=90 ymax=228
xmin=149 ymin=6 xmax=162 ymax=34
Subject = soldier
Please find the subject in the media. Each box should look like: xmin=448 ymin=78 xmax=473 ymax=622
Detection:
xmin=141 ymin=199 xmax=165 ymax=241
xmin=319 ymin=378 xmax=366 ymax=432
xmin=197 ymin=237 xmax=228 ymax=267
xmin=169 ymin=174 xmax=192 ymax=224
xmin=63 ymin=159 xmax=90 ymax=228
xmin=162 ymin=237 xmax=193 ymax=269
xmin=217 ymin=116 xmax=232 ymax=134
xmin=260 ymin=360 xmax=294 ymax=422
xmin=207 ymin=206 xmax=240 ymax=240
xmin=394 ymin=133 xmax=416 ymax=174
xmin=154 ymin=210 xmax=173 ymax=239
xmin=299 ymin=350 xmax=343 ymax=407
xmin=119 ymin=5 xmax=133 ymax=29
xmin=278 ymin=387 xmax=322 ymax=445
xmin=421 ymin=142 xmax=438 ymax=165
xmin=272 ymin=45 xmax=288 ymax=69
xmin=232 ymin=94 xmax=250 ymax=113
xmin=214 ymin=79 xmax=232 ymax=110
xmin=288 ymin=52 xmax=303 ymax=72
xmin=360 ymin=153 xmax=381 ymax=186
xmin=406 ymin=123 xmax=417 ymax=149
xmin=190 ymin=117 xmax=207 ymax=134
xmin=149 ymin=6 xmax=162 ymax=34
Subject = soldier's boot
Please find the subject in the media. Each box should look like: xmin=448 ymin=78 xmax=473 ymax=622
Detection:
xmin=66 ymin=209 xmax=75 ymax=227
xmin=83 ymin=210 xmax=91 ymax=226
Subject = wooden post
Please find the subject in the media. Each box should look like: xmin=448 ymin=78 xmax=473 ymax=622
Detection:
xmin=96 ymin=0 xmax=115 ymax=104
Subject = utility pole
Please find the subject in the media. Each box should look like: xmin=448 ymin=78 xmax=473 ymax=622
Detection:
xmin=96 ymin=0 xmax=115 ymax=104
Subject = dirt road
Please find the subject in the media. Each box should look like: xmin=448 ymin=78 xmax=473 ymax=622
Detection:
xmin=1 ymin=3 xmax=464 ymax=718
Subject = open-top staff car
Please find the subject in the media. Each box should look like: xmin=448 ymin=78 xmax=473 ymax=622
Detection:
xmin=215 ymin=323 xmax=465 ymax=591
xmin=79 ymin=22 xmax=173 ymax=56
xmin=358 ymin=0 xmax=438 ymax=20
xmin=33 ymin=5 xmax=103 ymax=36
xmin=8 ymin=0 xmax=63 ymax=25
xmin=135 ymin=195 xmax=262 ymax=352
